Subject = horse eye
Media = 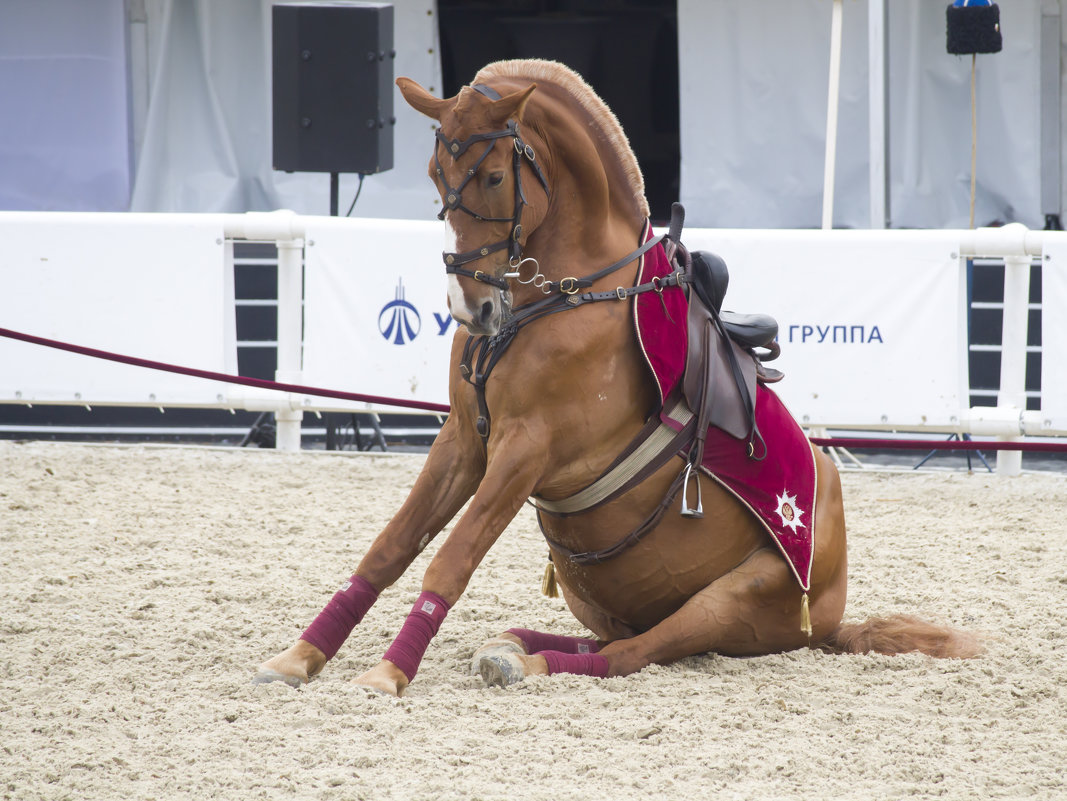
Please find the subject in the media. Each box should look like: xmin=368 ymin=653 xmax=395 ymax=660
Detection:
xmin=487 ymin=172 xmax=504 ymax=188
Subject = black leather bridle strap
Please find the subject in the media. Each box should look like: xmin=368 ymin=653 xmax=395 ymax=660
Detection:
xmin=435 ymin=89 xmax=549 ymax=287
xmin=458 ymin=231 xmax=679 ymax=446
xmin=519 ymin=233 xmax=669 ymax=299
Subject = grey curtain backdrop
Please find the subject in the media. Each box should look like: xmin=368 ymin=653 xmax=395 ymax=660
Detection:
xmin=1 ymin=0 xmax=1061 ymax=229
xmin=678 ymin=0 xmax=1056 ymax=229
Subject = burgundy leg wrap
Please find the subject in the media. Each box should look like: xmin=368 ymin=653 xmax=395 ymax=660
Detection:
xmin=382 ymin=591 xmax=451 ymax=682
xmin=300 ymin=575 xmax=379 ymax=660
xmin=540 ymin=650 xmax=610 ymax=678
xmin=506 ymin=628 xmax=601 ymax=655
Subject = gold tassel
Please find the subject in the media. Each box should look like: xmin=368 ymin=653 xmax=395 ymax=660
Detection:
xmin=800 ymin=593 xmax=812 ymax=637
xmin=541 ymin=557 xmax=559 ymax=598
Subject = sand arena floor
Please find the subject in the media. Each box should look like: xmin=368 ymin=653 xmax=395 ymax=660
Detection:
xmin=1 ymin=440 xmax=1065 ymax=800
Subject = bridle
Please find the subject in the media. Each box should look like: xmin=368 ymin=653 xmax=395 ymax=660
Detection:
xmin=434 ymin=82 xmax=685 ymax=447
xmin=434 ymin=84 xmax=549 ymax=290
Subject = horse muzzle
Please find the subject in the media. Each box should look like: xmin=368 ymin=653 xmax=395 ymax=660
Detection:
xmin=447 ymin=279 xmax=511 ymax=336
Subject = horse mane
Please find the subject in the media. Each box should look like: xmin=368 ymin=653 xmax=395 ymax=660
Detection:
xmin=473 ymin=59 xmax=650 ymax=219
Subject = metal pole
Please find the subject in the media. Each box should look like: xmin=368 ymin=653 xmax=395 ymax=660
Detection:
xmin=822 ymin=0 xmax=844 ymax=230
xmin=1040 ymin=6 xmax=1062 ymax=229
xmin=996 ymin=252 xmax=1032 ymax=475
xmin=867 ymin=0 xmax=888 ymax=229
xmin=275 ymin=239 xmax=304 ymax=451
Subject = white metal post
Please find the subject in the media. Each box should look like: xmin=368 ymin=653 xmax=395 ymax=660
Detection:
xmin=822 ymin=0 xmax=844 ymax=230
xmin=996 ymin=253 xmax=1031 ymax=475
xmin=868 ymin=0 xmax=888 ymax=229
xmin=275 ymin=239 xmax=304 ymax=451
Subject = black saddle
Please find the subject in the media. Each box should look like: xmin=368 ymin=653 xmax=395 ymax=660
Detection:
xmin=689 ymin=249 xmax=779 ymax=359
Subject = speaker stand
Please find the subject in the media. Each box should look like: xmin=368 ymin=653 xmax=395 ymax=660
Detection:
xmin=329 ymin=171 xmax=340 ymax=216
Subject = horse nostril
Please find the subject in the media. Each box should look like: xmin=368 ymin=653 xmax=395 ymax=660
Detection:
xmin=478 ymin=300 xmax=495 ymax=324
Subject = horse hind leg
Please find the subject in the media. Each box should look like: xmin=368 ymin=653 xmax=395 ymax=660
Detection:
xmin=472 ymin=582 xmax=638 ymax=686
xmin=599 ymin=546 xmax=838 ymax=676
xmin=473 ymin=563 xmax=652 ymax=687
xmin=470 ymin=628 xmax=601 ymax=682
xmin=469 ymin=632 xmax=525 ymax=676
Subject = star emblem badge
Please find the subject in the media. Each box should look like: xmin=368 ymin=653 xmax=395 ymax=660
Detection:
xmin=775 ymin=489 xmax=806 ymax=534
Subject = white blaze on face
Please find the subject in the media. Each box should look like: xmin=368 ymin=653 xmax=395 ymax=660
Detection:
xmin=443 ymin=216 xmax=472 ymax=324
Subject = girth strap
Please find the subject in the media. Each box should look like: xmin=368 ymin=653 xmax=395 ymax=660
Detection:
xmin=537 ymin=466 xmax=691 ymax=566
xmin=530 ymin=395 xmax=695 ymax=516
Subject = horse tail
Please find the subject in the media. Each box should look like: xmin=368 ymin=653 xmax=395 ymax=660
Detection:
xmin=822 ymin=615 xmax=983 ymax=659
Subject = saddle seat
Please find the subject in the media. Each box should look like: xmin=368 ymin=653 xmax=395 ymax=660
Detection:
xmin=720 ymin=311 xmax=778 ymax=350
xmin=688 ymin=248 xmax=782 ymax=378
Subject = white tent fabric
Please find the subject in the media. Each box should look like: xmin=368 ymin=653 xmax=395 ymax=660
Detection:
xmin=0 ymin=0 xmax=132 ymax=211
xmin=678 ymin=0 xmax=1051 ymax=230
xmin=129 ymin=0 xmax=442 ymax=218
xmin=0 ymin=1 xmax=1060 ymax=230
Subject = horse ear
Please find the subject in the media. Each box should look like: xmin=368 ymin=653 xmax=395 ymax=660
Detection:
xmin=491 ymin=84 xmax=537 ymax=123
xmin=396 ymin=76 xmax=451 ymax=121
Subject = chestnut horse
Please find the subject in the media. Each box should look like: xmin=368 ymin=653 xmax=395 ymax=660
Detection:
xmin=256 ymin=60 xmax=977 ymax=696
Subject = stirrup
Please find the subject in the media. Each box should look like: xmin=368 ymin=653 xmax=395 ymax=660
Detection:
xmin=679 ymin=461 xmax=703 ymax=519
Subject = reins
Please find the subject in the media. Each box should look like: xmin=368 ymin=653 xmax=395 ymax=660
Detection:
xmin=458 ymin=229 xmax=676 ymax=443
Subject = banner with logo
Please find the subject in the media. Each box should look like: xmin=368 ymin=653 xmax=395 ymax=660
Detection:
xmin=1041 ymin=236 xmax=1067 ymax=432
xmin=677 ymin=228 xmax=967 ymax=429
xmin=304 ymin=221 xmax=968 ymax=429
xmin=302 ymin=218 xmax=456 ymax=410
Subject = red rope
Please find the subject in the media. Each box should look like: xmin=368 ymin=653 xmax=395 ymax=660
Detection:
xmin=0 ymin=326 xmax=450 ymax=414
xmin=2 ymin=325 xmax=1065 ymax=454
xmin=810 ymin=437 xmax=1067 ymax=453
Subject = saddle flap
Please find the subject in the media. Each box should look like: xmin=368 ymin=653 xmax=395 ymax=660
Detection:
xmin=682 ymin=302 xmax=758 ymax=442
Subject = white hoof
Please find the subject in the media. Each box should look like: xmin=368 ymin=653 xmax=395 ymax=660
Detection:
xmin=251 ymin=669 xmax=305 ymax=689
xmin=478 ymin=652 xmax=527 ymax=688
xmin=468 ymin=638 xmax=524 ymax=676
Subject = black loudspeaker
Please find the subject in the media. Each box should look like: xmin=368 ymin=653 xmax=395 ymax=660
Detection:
xmin=272 ymin=2 xmax=395 ymax=175
xmin=946 ymin=3 xmax=1003 ymax=55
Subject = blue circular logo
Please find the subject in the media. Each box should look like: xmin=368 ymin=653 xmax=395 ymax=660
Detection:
xmin=379 ymin=281 xmax=421 ymax=344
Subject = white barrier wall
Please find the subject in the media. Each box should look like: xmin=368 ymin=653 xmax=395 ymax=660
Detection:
xmin=0 ymin=212 xmax=1062 ymax=450
xmin=301 ymin=224 xmax=969 ymax=430
xmin=679 ymin=229 xmax=967 ymax=429
xmin=1042 ymin=237 xmax=1067 ymax=433
xmin=0 ymin=213 xmax=237 ymax=407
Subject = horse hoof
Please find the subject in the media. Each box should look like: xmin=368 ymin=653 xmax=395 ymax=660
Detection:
xmin=251 ymin=669 xmax=305 ymax=689
xmin=478 ymin=653 xmax=526 ymax=688
xmin=468 ymin=639 xmax=524 ymax=676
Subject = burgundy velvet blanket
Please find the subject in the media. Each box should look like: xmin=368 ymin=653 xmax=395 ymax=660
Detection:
xmin=631 ymin=223 xmax=817 ymax=591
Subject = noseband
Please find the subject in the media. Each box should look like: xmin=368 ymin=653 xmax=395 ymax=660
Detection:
xmin=435 ymin=84 xmax=549 ymax=290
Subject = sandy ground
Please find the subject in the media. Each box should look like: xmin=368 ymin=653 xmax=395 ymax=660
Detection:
xmin=1 ymin=440 xmax=1065 ymax=800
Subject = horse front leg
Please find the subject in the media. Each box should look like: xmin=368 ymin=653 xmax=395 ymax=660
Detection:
xmin=254 ymin=420 xmax=483 ymax=687
xmin=353 ymin=436 xmax=547 ymax=696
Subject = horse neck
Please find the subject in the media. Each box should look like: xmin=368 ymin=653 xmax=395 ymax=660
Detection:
xmin=513 ymin=106 xmax=647 ymax=307
xmin=510 ymin=90 xmax=648 ymax=307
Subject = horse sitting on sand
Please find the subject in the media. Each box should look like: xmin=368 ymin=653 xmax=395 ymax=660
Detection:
xmin=256 ymin=59 xmax=979 ymax=696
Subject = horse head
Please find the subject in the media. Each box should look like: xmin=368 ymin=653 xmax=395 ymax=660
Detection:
xmin=397 ymin=76 xmax=549 ymax=336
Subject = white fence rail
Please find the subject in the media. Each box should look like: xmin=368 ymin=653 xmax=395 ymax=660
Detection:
xmin=1 ymin=212 xmax=1063 ymax=470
